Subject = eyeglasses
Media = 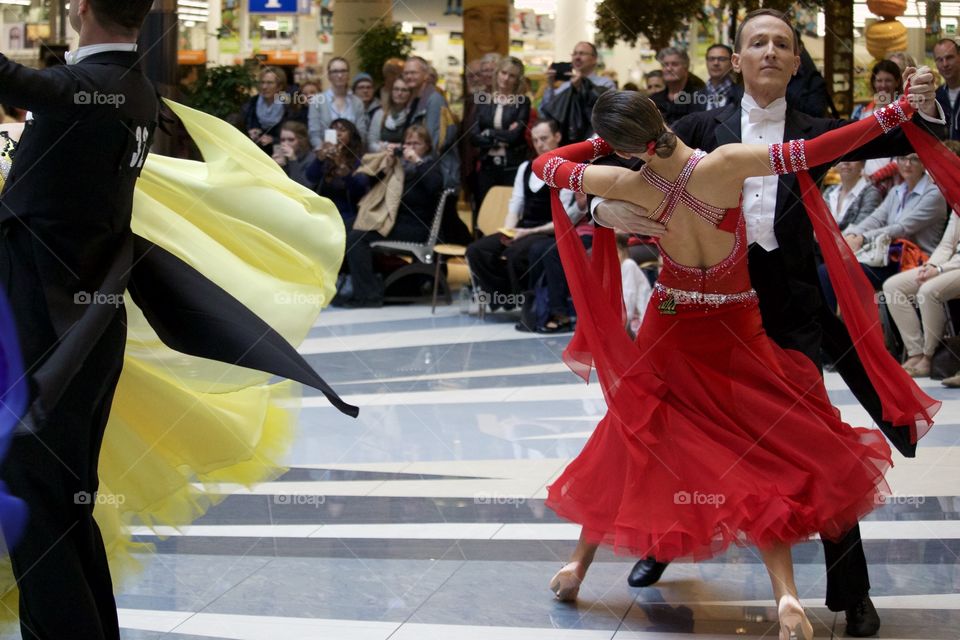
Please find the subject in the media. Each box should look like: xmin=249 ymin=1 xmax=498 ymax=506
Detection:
xmin=706 ymin=56 xmax=730 ymax=63
xmin=329 ymin=68 xmax=349 ymax=75
xmin=897 ymin=155 xmax=921 ymax=165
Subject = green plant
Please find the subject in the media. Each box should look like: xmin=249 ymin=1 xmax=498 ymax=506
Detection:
xmin=596 ymin=0 xmax=824 ymax=52
xmin=357 ymin=21 xmax=413 ymax=86
xmin=184 ymin=63 xmax=257 ymax=121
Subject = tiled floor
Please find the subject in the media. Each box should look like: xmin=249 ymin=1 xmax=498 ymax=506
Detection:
xmin=10 ymin=304 xmax=960 ymax=638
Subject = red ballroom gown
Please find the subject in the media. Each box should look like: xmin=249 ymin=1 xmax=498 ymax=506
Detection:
xmin=532 ymin=100 xmax=942 ymax=562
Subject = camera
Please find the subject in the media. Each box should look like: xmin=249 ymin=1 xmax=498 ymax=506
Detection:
xmin=393 ymin=146 xmax=404 ymax=157
xmin=549 ymin=62 xmax=573 ymax=82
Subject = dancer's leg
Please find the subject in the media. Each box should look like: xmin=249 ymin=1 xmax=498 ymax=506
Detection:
xmin=761 ymin=544 xmax=813 ymax=640
xmin=549 ymin=529 xmax=598 ymax=601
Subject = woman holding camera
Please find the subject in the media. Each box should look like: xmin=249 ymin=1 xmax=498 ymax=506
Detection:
xmin=271 ymin=121 xmax=315 ymax=188
xmin=336 ymin=125 xmax=444 ymax=307
xmin=305 ymin=118 xmax=370 ymax=228
xmin=469 ymin=56 xmax=531 ymax=210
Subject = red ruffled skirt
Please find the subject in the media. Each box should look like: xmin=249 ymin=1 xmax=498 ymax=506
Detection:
xmin=546 ymin=297 xmax=893 ymax=561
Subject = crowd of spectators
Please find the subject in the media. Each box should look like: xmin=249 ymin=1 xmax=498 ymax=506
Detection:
xmin=220 ymin=37 xmax=960 ymax=354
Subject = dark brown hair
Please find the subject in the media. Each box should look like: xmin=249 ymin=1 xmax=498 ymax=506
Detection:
xmin=734 ymin=9 xmax=798 ymax=54
xmin=870 ymin=59 xmax=902 ymax=94
xmin=591 ymin=91 xmax=677 ymax=158
xmin=89 ymin=0 xmax=152 ymax=33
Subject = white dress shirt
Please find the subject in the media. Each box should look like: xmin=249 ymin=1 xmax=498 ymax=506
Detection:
xmin=740 ymin=94 xmax=786 ymax=251
xmin=66 ymin=42 xmax=138 ymax=65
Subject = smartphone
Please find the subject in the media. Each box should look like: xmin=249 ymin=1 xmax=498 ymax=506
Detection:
xmin=550 ymin=62 xmax=573 ymax=82
xmin=323 ymin=129 xmax=337 ymax=145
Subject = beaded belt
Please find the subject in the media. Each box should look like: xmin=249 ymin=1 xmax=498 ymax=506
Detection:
xmin=654 ymin=283 xmax=757 ymax=313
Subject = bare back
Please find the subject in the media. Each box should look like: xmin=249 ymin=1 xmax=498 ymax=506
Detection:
xmin=622 ymin=150 xmax=745 ymax=270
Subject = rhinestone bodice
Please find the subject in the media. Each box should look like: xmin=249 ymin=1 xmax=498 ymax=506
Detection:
xmin=0 ymin=131 xmax=14 ymax=190
xmin=645 ymin=150 xmax=754 ymax=309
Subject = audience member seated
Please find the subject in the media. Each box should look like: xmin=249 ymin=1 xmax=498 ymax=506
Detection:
xmin=309 ymin=57 xmax=365 ymax=149
xmin=466 ymin=120 xmax=588 ymax=327
xmin=882 ymin=213 xmax=960 ymax=378
xmin=336 ymin=125 xmax=443 ymax=308
xmin=822 ymin=160 xmax=883 ymax=232
xmin=819 ymin=153 xmax=948 ymax=311
xmin=243 ymin=66 xmax=294 ymax=154
xmin=271 ymin=121 xmax=316 ymax=188
xmin=368 ymin=78 xmax=414 ymax=153
xmin=469 ymin=56 xmax=532 ymax=215
xmin=305 ymin=118 xmax=370 ymax=229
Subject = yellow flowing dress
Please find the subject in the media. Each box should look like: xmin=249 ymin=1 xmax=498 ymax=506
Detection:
xmin=0 ymin=100 xmax=345 ymax=621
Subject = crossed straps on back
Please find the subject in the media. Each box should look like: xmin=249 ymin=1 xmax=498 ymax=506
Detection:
xmin=640 ymin=149 xmax=729 ymax=227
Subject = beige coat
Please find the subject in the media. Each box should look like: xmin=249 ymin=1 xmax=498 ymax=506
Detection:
xmin=353 ymin=151 xmax=404 ymax=236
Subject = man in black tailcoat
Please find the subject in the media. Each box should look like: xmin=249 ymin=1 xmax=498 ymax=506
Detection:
xmin=0 ymin=2 xmax=157 ymax=638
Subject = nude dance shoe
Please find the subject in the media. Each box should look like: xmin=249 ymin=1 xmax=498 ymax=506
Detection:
xmin=777 ymin=594 xmax=814 ymax=640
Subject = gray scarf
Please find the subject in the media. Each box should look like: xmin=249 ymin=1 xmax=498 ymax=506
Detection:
xmin=256 ymin=95 xmax=285 ymax=130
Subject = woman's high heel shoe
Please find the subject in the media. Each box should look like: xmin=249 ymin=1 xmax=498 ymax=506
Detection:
xmin=777 ymin=594 xmax=814 ymax=640
xmin=549 ymin=562 xmax=583 ymax=602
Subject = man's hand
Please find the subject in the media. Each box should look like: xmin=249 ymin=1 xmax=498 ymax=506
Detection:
xmin=904 ymin=65 xmax=939 ymax=117
xmin=844 ymin=233 xmax=865 ymax=252
xmin=594 ymin=199 xmax=661 ymax=236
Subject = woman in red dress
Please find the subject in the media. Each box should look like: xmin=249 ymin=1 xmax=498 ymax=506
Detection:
xmin=531 ymin=85 xmax=942 ymax=640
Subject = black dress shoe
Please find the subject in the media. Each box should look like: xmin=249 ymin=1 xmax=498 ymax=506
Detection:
xmin=627 ymin=557 xmax=669 ymax=587
xmin=845 ymin=595 xmax=880 ymax=637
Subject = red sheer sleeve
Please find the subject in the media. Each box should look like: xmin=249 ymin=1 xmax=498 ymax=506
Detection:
xmin=789 ymin=94 xmax=942 ymax=442
xmin=531 ymin=138 xmax=613 ymax=193
xmin=530 ymin=138 xmax=638 ymax=387
xmin=768 ymin=96 xmax=915 ymax=175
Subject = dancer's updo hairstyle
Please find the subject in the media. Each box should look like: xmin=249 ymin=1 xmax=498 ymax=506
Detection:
xmin=591 ymin=90 xmax=677 ymax=159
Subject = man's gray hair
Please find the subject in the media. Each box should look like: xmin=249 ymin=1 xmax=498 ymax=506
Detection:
xmin=656 ymin=47 xmax=690 ymax=67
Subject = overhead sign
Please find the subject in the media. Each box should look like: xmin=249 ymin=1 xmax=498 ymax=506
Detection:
xmin=248 ymin=0 xmax=307 ymax=14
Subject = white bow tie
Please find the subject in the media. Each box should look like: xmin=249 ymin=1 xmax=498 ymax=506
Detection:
xmin=747 ymin=102 xmax=787 ymax=124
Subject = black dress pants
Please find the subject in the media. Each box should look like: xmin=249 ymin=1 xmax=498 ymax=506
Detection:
xmin=748 ymin=245 xmax=870 ymax=612
xmin=0 ymin=225 xmax=122 ymax=640
xmin=466 ymin=232 xmax=550 ymax=306
xmin=344 ymin=221 xmax=427 ymax=303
